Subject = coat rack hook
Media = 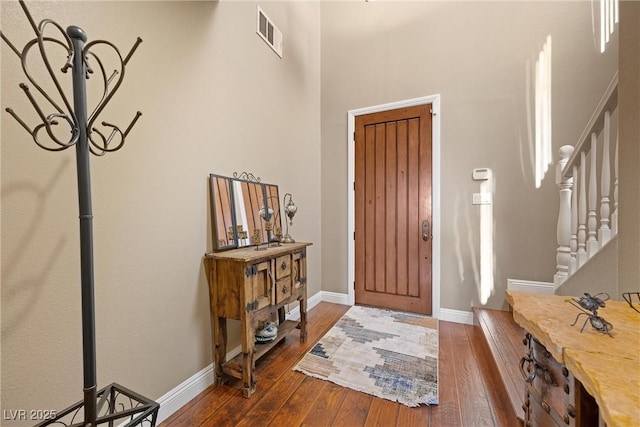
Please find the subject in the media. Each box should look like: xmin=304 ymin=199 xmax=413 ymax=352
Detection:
xmin=124 ymin=37 xmax=143 ymax=65
xmin=0 ymin=31 xmax=22 ymax=58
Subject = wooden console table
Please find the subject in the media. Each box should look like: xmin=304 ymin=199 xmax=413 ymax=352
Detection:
xmin=204 ymin=242 xmax=311 ymax=397
xmin=507 ymin=291 xmax=640 ymax=427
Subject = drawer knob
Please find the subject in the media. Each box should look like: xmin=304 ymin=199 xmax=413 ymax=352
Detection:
xmin=281 ymin=261 xmax=287 ymax=270
xmin=282 ymin=286 xmax=289 ymax=294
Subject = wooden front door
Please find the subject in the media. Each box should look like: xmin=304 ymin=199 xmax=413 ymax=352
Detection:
xmin=354 ymin=104 xmax=433 ymax=315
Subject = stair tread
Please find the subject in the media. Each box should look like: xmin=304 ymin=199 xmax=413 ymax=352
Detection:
xmin=473 ymin=307 xmax=526 ymax=423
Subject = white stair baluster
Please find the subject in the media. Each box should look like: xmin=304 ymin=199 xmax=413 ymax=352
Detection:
xmin=577 ymin=151 xmax=588 ymax=267
xmin=555 ymin=146 xmax=574 ymax=287
xmin=612 ymin=133 xmax=619 ymax=236
xmin=570 ymin=164 xmax=578 ymax=275
xmin=587 ymin=133 xmax=599 ymax=257
xmin=599 ymin=111 xmax=612 ymax=245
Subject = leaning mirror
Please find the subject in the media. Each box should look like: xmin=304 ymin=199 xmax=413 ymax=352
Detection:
xmin=233 ymin=178 xmax=264 ymax=247
xmin=209 ymin=172 xmax=284 ymax=251
xmin=209 ymin=174 xmax=236 ymax=250
xmin=263 ymin=183 xmax=282 ymax=244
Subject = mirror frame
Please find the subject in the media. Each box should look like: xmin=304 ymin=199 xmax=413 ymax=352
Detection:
xmin=209 ymin=173 xmax=283 ymax=251
xmin=263 ymin=183 xmax=282 ymax=244
xmin=209 ymin=174 xmax=237 ymax=251
xmin=232 ymin=178 xmax=265 ymax=248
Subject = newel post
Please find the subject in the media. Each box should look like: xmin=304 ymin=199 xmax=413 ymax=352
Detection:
xmin=554 ymin=145 xmax=574 ymax=288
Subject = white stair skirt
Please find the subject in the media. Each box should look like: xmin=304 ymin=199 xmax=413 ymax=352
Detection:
xmin=507 ymin=279 xmax=554 ymax=295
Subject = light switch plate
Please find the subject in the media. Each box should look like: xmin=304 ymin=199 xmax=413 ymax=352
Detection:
xmin=472 ymin=192 xmax=492 ymax=205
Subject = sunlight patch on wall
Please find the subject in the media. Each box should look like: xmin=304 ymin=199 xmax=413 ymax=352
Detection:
xmin=534 ymin=35 xmax=552 ymax=189
xmin=599 ymin=0 xmax=619 ymax=53
xmin=479 ymin=176 xmax=494 ymax=305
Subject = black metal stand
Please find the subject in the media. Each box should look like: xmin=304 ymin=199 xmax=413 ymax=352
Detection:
xmin=2 ymin=2 xmax=158 ymax=426
xmin=33 ymin=384 xmax=158 ymax=427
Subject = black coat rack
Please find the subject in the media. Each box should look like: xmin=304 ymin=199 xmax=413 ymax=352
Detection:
xmin=2 ymin=1 xmax=158 ymax=425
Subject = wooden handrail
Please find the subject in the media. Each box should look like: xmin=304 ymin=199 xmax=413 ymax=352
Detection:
xmin=562 ymin=72 xmax=618 ymax=178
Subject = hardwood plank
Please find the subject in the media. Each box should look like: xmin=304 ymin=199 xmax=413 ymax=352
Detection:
xmin=430 ymin=321 xmax=463 ymax=427
xmin=474 ymin=307 xmax=525 ymax=422
xmin=235 ymin=370 xmax=305 ymax=427
xmin=476 ymin=308 xmax=524 ymax=383
xmin=499 ymin=309 xmax=528 ymax=358
xmin=332 ymin=389 xmax=373 ymax=427
xmin=466 ymin=317 xmax=520 ymax=427
xmin=364 ymin=397 xmax=399 ymax=427
xmin=299 ymin=381 xmax=348 ymax=426
xmin=161 ymin=384 xmax=237 ymax=427
xmin=448 ymin=322 xmax=495 ymax=426
xmin=396 ymin=402 xmax=431 ymax=426
xmin=269 ymin=375 xmax=328 ymax=425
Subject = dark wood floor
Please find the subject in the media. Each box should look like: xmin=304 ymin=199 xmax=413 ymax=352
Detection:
xmin=160 ymin=302 xmax=512 ymax=427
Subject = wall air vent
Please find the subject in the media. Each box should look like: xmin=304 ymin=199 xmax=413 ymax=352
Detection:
xmin=257 ymin=5 xmax=283 ymax=58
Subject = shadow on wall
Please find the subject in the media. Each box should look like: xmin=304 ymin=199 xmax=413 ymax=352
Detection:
xmin=1 ymin=159 xmax=71 ymax=339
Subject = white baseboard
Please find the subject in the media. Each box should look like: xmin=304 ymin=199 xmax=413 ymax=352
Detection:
xmin=318 ymin=291 xmax=350 ymax=305
xmin=155 ymin=290 xmax=472 ymax=423
xmin=439 ymin=308 xmax=475 ymax=325
xmin=507 ymin=278 xmax=554 ymax=294
xmin=155 ymin=363 xmax=214 ymax=423
xmin=285 ymin=290 xmax=350 ymax=320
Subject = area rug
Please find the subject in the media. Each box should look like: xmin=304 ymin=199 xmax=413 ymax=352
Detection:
xmin=293 ymin=305 xmax=438 ymax=406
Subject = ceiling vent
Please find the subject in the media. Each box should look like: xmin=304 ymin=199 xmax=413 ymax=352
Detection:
xmin=256 ymin=5 xmax=283 ymax=58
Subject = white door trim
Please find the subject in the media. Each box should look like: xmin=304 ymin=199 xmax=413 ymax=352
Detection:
xmin=347 ymin=95 xmax=441 ymax=318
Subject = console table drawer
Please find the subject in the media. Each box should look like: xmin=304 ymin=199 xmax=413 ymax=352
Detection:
xmin=276 ymin=254 xmax=291 ymax=279
xmin=527 ymin=386 xmax=566 ymax=427
xmin=275 ymin=276 xmax=292 ymax=303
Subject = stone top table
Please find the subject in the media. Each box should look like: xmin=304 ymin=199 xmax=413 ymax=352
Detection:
xmin=506 ymin=290 xmax=640 ymax=427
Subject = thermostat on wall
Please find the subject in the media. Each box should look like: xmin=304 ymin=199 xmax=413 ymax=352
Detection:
xmin=472 ymin=168 xmax=492 ymax=181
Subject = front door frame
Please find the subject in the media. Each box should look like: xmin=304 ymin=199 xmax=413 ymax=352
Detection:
xmin=347 ymin=94 xmax=441 ymax=318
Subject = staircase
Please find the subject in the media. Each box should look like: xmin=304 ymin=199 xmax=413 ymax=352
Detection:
xmin=472 ymin=307 xmax=526 ymax=427
xmin=470 ymin=72 xmax=622 ymax=427
xmin=553 ymin=73 xmax=619 ymax=297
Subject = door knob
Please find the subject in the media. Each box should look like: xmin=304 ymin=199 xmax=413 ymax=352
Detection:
xmin=422 ymin=220 xmax=430 ymax=241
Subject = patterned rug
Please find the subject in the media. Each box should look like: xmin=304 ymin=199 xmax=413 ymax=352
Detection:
xmin=293 ymin=305 xmax=438 ymax=406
